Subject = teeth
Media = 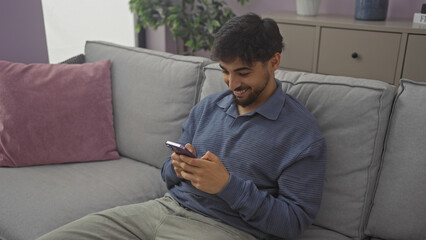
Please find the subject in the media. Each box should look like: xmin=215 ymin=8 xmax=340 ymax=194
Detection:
xmin=235 ymin=89 xmax=247 ymax=94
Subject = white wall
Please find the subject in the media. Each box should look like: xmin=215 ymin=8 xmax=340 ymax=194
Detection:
xmin=42 ymin=0 xmax=136 ymax=63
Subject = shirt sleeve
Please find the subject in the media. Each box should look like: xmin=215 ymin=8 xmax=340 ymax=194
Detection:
xmin=216 ymin=138 xmax=327 ymax=239
xmin=161 ymin=106 xmax=198 ymax=189
xmin=161 ymin=155 xmax=181 ymax=189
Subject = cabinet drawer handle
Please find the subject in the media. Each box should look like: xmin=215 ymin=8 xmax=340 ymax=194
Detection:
xmin=352 ymin=52 xmax=359 ymax=59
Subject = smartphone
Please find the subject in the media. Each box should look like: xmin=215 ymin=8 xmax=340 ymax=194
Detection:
xmin=165 ymin=141 xmax=196 ymax=158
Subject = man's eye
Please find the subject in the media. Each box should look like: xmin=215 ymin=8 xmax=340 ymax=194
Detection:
xmin=239 ymin=72 xmax=250 ymax=76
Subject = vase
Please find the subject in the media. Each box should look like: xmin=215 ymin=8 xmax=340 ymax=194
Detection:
xmin=355 ymin=0 xmax=389 ymax=21
xmin=296 ymin=0 xmax=321 ymax=16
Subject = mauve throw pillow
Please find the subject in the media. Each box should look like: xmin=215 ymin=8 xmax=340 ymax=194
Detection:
xmin=0 ymin=60 xmax=119 ymax=167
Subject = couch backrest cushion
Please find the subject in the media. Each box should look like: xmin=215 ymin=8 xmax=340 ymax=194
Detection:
xmin=201 ymin=63 xmax=228 ymax=99
xmin=275 ymin=71 xmax=395 ymax=238
xmin=201 ymin=65 xmax=395 ymax=238
xmin=365 ymin=79 xmax=426 ymax=240
xmin=85 ymin=41 xmax=212 ymax=168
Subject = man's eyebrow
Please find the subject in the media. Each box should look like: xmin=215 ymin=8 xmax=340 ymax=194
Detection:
xmin=219 ymin=64 xmax=251 ymax=72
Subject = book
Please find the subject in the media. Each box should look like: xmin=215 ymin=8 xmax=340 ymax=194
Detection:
xmin=413 ymin=13 xmax=426 ymax=24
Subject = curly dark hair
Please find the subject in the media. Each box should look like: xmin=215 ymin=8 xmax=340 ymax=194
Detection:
xmin=211 ymin=13 xmax=284 ymax=65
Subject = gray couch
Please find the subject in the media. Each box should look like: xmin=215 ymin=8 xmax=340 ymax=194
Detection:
xmin=1 ymin=41 xmax=425 ymax=240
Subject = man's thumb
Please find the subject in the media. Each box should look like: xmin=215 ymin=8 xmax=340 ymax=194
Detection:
xmin=185 ymin=143 xmax=196 ymax=156
xmin=201 ymin=151 xmax=218 ymax=162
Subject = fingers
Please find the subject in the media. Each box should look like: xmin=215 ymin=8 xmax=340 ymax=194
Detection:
xmin=171 ymin=152 xmax=185 ymax=178
xmin=177 ymin=158 xmax=200 ymax=173
xmin=171 ymin=152 xmax=199 ymax=178
xmin=180 ymin=151 xmax=230 ymax=194
xmin=174 ymin=166 xmax=183 ymax=178
xmin=170 ymin=152 xmax=180 ymax=161
xmin=201 ymin=151 xmax=219 ymax=162
xmin=178 ymin=150 xmax=219 ymax=170
xmin=185 ymin=143 xmax=196 ymax=156
xmin=179 ymin=155 xmax=205 ymax=168
xmin=172 ymin=161 xmax=183 ymax=179
xmin=180 ymin=170 xmax=197 ymax=186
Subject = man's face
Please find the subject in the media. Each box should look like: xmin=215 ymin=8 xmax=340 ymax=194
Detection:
xmin=219 ymin=56 xmax=278 ymax=113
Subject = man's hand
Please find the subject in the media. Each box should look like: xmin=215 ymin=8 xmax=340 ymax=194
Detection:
xmin=171 ymin=143 xmax=196 ymax=179
xmin=171 ymin=144 xmax=230 ymax=194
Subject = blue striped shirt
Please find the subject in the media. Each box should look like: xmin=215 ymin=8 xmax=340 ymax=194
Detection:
xmin=161 ymin=80 xmax=326 ymax=239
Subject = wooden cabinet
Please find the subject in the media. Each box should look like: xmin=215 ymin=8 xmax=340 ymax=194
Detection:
xmin=264 ymin=12 xmax=426 ymax=84
xmin=318 ymin=28 xmax=401 ymax=84
xmin=402 ymin=34 xmax=426 ymax=82
xmin=278 ymin=23 xmax=316 ymax=72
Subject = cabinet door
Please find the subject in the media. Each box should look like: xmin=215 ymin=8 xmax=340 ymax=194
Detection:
xmin=402 ymin=34 xmax=426 ymax=82
xmin=278 ymin=23 xmax=316 ymax=72
xmin=318 ymin=27 xmax=401 ymax=84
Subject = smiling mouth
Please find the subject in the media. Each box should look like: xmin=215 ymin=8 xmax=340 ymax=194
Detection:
xmin=233 ymin=88 xmax=249 ymax=98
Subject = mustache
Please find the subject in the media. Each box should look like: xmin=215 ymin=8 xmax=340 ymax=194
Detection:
xmin=233 ymin=86 xmax=250 ymax=91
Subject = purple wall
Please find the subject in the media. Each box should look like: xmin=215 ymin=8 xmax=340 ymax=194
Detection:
xmin=1 ymin=0 xmax=424 ymax=63
xmin=0 ymin=0 xmax=48 ymax=63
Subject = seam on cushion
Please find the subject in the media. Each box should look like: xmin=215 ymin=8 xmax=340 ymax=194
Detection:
xmin=193 ymin=61 xmax=213 ymax=105
xmin=85 ymin=41 xmax=209 ymax=65
xmin=199 ymin=64 xmax=225 ymax=102
xmin=358 ymin=86 xmax=390 ymax=239
xmin=310 ymin=224 xmax=354 ymax=239
xmin=279 ymin=79 xmax=390 ymax=93
xmin=197 ymin=66 xmax=210 ymax=104
xmin=400 ymin=78 xmax=426 ymax=86
xmin=203 ymin=63 xmax=221 ymax=71
xmin=193 ymin=64 xmax=204 ymax=105
xmin=86 ymin=40 xmax=212 ymax=110
xmin=363 ymin=81 xmax=404 ymax=238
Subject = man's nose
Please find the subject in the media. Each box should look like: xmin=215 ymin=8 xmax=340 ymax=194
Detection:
xmin=227 ymin=74 xmax=241 ymax=91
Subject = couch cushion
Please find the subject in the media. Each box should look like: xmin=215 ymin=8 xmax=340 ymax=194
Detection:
xmin=0 ymin=60 xmax=119 ymax=167
xmin=295 ymin=225 xmax=351 ymax=240
xmin=60 ymin=53 xmax=86 ymax=64
xmin=201 ymin=63 xmax=228 ymax=100
xmin=200 ymin=65 xmax=395 ymax=238
xmin=365 ymin=79 xmax=426 ymax=240
xmin=275 ymin=71 xmax=395 ymax=239
xmin=0 ymin=158 xmax=167 ymax=240
xmin=84 ymin=41 xmax=212 ymax=168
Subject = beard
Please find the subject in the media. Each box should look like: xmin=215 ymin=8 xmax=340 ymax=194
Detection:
xmin=233 ymin=86 xmax=263 ymax=107
xmin=233 ymin=71 xmax=270 ymax=107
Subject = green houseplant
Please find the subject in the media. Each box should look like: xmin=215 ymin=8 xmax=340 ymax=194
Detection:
xmin=129 ymin=0 xmax=250 ymax=55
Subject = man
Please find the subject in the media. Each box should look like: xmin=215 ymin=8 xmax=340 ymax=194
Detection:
xmin=38 ymin=13 xmax=326 ymax=240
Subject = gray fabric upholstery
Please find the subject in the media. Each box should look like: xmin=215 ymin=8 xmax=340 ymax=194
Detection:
xmin=365 ymin=79 xmax=426 ymax=240
xmin=84 ymin=41 xmax=212 ymax=168
xmin=201 ymin=65 xmax=396 ymax=239
xmin=201 ymin=63 xmax=228 ymax=100
xmin=0 ymin=158 xmax=167 ymax=240
xmin=276 ymin=71 xmax=395 ymax=239
xmin=294 ymin=225 xmax=351 ymax=240
xmin=60 ymin=53 xmax=85 ymax=64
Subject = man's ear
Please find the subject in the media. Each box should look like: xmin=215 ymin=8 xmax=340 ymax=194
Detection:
xmin=270 ymin=53 xmax=281 ymax=70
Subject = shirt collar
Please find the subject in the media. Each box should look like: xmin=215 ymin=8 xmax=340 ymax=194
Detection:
xmin=217 ymin=79 xmax=286 ymax=120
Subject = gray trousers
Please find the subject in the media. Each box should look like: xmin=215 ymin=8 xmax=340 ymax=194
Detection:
xmin=36 ymin=194 xmax=257 ymax=240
